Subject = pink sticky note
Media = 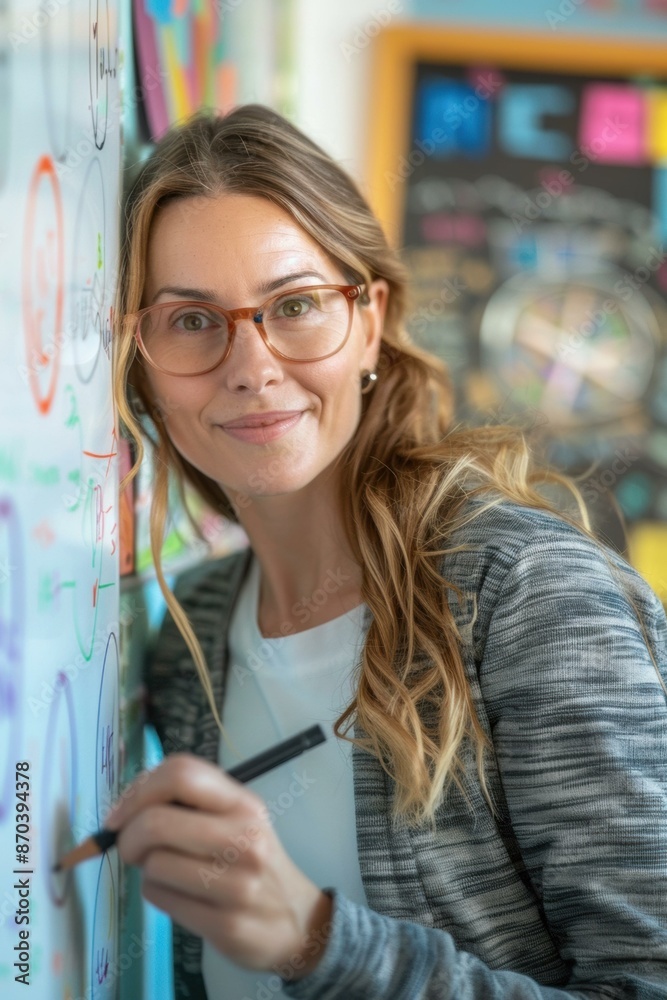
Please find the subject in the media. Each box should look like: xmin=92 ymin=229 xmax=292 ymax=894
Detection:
xmin=579 ymin=83 xmax=647 ymax=165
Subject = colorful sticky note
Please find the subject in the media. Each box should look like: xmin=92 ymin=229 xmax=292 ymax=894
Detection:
xmin=628 ymin=522 xmax=667 ymax=604
xmin=499 ymin=84 xmax=574 ymax=161
xmin=647 ymin=88 xmax=667 ymax=162
xmin=579 ymin=83 xmax=647 ymax=165
xmin=415 ymin=78 xmax=492 ymax=158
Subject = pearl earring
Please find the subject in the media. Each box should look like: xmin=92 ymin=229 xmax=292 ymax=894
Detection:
xmin=360 ymin=369 xmax=378 ymax=394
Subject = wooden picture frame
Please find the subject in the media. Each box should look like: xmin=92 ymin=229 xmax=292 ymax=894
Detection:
xmin=367 ymin=25 xmax=667 ymax=243
xmin=364 ymin=25 xmax=667 ymax=598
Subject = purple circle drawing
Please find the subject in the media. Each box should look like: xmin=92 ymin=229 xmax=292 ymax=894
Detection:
xmin=41 ymin=671 xmax=78 ymax=906
xmin=0 ymin=497 xmax=23 ymax=824
xmin=95 ymin=632 xmax=119 ymax=826
xmin=91 ymin=849 xmax=119 ymax=998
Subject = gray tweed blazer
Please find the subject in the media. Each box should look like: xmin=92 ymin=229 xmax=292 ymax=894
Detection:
xmin=143 ymin=500 xmax=667 ymax=999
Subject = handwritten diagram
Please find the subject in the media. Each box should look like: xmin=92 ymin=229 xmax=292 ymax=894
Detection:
xmin=95 ymin=633 xmax=119 ymax=826
xmin=91 ymin=850 xmax=119 ymax=998
xmin=61 ymin=384 xmax=117 ymax=660
xmin=71 ymin=157 xmax=107 ymax=384
xmin=89 ymin=0 xmax=118 ymax=150
xmin=0 ymin=0 xmax=123 ymax=994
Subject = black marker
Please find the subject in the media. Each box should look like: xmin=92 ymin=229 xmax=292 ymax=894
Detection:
xmin=52 ymin=724 xmax=326 ymax=872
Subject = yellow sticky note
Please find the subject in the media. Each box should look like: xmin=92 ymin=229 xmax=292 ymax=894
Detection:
xmin=627 ymin=521 xmax=667 ymax=605
xmin=647 ymin=88 xmax=667 ymax=163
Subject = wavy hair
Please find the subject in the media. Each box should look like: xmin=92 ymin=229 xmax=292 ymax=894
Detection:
xmin=114 ymin=104 xmax=656 ymax=830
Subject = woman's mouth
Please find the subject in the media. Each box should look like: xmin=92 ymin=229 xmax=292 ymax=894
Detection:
xmin=219 ymin=411 xmax=304 ymax=444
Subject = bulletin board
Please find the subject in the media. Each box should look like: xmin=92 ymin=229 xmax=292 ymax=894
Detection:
xmin=368 ymin=26 xmax=667 ymax=599
xmin=0 ymin=0 xmax=123 ymax=996
xmin=131 ymin=0 xmax=297 ymax=144
xmin=133 ymin=0 xmax=234 ymax=141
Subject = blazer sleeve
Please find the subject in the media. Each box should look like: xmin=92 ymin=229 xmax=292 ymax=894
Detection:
xmin=280 ymin=534 xmax=667 ymax=999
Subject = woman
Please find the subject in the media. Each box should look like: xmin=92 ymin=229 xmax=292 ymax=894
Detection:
xmin=108 ymin=105 xmax=667 ymax=999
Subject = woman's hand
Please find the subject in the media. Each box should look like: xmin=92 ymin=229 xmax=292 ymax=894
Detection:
xmin=103 ymin=753 xmax=333 ymax=979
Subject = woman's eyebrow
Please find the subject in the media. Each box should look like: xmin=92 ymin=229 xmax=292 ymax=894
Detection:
xmin=151 ymin=271 xmax=328 ymax=304
xmin=152 ymin=285 xmax=220 ymax=303
xmin=259 ymin=270 xmax=327 ymax=294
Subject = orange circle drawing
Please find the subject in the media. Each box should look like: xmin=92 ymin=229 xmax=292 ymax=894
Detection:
xmin=22 ymin=155 xmax=65 ymax=415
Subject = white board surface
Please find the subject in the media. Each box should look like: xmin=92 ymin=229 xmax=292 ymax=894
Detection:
xmin=0 ymin=0 xmax=123 ymax=996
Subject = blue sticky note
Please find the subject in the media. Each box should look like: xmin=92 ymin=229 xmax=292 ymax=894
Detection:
xmin=499 ymin=84 xmax=574 ymax=160
xmin=147 ymin=0 xmax=173 ymax=25
xmin=415 ymin=78 xmax=492 ymax=158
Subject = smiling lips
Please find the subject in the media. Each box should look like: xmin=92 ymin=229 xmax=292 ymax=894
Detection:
xmin=219 ymin=410 xmax=305 ymax=444
xmin=222 ymin=409 xmax=303 ymax=429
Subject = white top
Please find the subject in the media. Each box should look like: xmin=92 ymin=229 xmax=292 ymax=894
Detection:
xmin=202 ymin=554 xmax=370 ymax=1000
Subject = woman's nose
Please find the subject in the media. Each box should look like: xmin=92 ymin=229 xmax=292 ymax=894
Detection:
xmin=219 ymin=316 xmax=284 ymax=392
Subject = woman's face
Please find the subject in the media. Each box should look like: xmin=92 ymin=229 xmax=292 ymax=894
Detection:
xmin=139 ymin=192 xmax=388 ymax=506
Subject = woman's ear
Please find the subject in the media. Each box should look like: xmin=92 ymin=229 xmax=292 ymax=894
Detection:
xmin=361 ymin=278 xmax=390 ymax=370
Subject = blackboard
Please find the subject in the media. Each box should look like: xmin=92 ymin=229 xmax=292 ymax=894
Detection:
xmin=368 ymin=26 xmax=667 ymax=598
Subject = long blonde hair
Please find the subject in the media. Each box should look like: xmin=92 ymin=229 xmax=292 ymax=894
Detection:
xmin=114 ymin=105 xmax=651 ymax=830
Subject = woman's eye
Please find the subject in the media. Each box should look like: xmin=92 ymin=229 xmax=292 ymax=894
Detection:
xmin=173 ymin=312 xmax=213 ymax=331
xmin=276 ymin=297 xmax=312 ymax=318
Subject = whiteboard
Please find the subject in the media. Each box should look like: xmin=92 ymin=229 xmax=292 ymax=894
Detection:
xmin=0 ymin=0 xmax=122 ymax=995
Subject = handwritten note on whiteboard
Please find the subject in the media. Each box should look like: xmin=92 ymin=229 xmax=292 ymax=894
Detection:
xmin=0 ymin=0 xmax=122 ymax=995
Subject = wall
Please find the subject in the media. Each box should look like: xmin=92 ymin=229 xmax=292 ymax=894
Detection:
xmin=411 ymin=0 xmax=667 ymax=35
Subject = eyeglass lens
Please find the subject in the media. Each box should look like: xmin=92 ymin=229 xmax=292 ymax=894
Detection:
xmin=138 ymin=287 xmax=352 ymax=374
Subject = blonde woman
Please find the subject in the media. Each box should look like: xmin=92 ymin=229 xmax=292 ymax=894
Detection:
xmin=106 ymin=105 xmax=667 ymax=1000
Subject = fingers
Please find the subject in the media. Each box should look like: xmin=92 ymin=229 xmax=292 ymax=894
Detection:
xmin=138 ymin=849 xmax=304 ymax=971
xmin=115 ymin=802 xmax=267 ymax=869
xmin=104 ymin=753 xmax=264 ymax=832
xmin=139 ymin=876 xmax=261 ymax=967
xmin=141 ymin=876 xmax=221 ymax=942
xmin=141 ymin=847 xmax=264 ymax=907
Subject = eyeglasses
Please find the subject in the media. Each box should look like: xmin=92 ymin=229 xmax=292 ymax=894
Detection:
xmin=126 ymin=283 xmax=367 ymax=377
